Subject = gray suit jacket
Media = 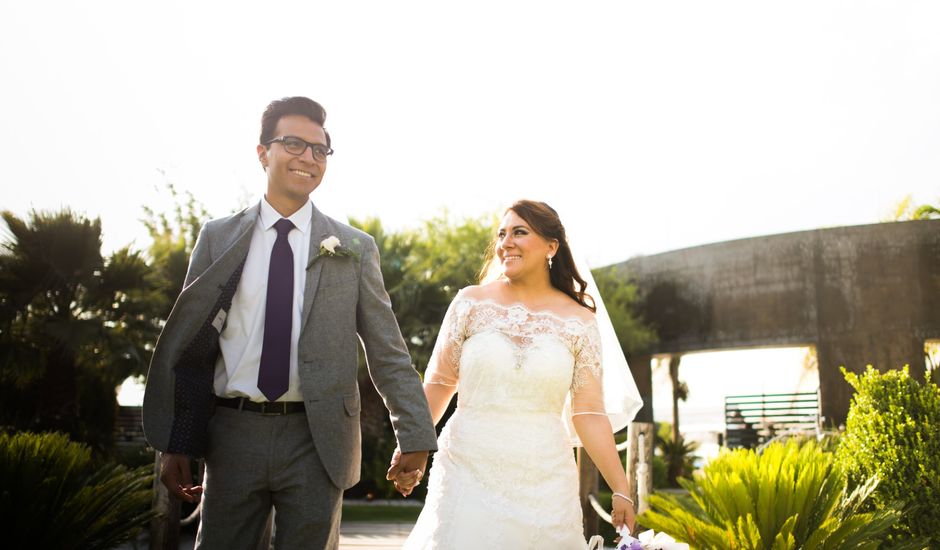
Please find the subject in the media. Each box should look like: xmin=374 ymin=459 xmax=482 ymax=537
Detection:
xmin=143 ymin=202 xmax=437 ymax=489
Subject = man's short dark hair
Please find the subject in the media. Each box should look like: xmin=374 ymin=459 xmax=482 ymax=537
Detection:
xmin=260 ymin=96 xmax=331 ymax=148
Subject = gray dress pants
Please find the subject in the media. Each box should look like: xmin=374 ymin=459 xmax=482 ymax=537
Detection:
xmin=195 ymin=406 xmax=342 ymax=550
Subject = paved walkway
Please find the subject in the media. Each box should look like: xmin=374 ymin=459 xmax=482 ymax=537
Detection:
xmin=339 ymin=521 xmax=414 ymax=549
xmin=119 ymin=521 xmax=415 ymax=549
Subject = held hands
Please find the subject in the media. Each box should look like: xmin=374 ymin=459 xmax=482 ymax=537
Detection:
xmin=386 ymin=447 xmax=428 ymax=497
xmin=159 ymin=452 xmax=203 ymax=503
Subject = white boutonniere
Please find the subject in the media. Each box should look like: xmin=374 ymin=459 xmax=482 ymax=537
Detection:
xmin=320 ymin=236 xmax=343 ymax=255
xmin=312 ymin=235 xmax=359 ymax=265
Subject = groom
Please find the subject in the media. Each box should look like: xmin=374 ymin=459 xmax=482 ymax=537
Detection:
xmin=143 ymin=96 xmax=438 ymax=549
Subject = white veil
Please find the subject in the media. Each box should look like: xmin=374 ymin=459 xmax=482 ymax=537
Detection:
xmin=561 ymin=255 xmax=644 ymax=447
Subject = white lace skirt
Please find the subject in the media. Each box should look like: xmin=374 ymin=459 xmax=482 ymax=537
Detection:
xmin=403 ymin=408 xmax=586 ymax=549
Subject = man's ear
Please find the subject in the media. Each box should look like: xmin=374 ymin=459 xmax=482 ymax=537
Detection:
xmin=257 ymin=144 xmax=268 ymax=170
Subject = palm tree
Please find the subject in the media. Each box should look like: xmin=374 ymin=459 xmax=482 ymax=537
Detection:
xmin=0 ymin=209 xmax=162 ymax=447
xmin=914 ymin=203 xmax=940 ymax=219
xmin=668 ymin=355 xmax=686 ymax=444
xmin=656 ymin=426 xmax=699 ymax=487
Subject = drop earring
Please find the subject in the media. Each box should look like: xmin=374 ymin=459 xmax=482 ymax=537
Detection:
xmin=547 ymin=255 xmax=553 ymax=269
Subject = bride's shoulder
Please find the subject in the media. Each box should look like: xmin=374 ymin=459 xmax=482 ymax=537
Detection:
xmin=455 ymin=282 xmax=501 ymax=302
xmin=549 ymin=291 xmax=596 ymax=324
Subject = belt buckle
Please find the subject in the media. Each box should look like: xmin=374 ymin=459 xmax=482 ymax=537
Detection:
xmin=260 ymin=402 xmax=286 ymax=416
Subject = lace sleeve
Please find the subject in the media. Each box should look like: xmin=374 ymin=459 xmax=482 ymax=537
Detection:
xmin=570 ymin=320 xmax=605 ymax=416
xmin=423 ymin=297 xmax=471 ymax=386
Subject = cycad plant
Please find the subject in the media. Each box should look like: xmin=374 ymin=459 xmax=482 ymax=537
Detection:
xmin=639 ymin=438 xmax=925 ymax=549
xmin=0 ymin=431 xmax=155 ymax=550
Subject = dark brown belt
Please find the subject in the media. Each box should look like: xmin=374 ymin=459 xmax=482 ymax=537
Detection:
xmin=216 ymin=396 xmax=305 ymax=415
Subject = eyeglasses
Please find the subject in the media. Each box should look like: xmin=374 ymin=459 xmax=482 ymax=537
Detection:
xmin=264 ymin=136 xmax=334 ymax=162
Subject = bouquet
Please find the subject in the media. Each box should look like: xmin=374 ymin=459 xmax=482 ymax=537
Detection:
xmin=615 ymin=526 xmax=689 ymax=550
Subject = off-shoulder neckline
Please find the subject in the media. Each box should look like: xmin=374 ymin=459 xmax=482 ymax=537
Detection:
xmin=453 ymin=295 xmax=598 ymax=327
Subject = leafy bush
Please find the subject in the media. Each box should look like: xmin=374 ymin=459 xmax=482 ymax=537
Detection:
xmin=836 ymin=365 xmax=940 ymax=544
xmin=639 ymin=439 xmax=923 ymax=549
xmin=344 ymin=355 xmax=428 ymax=501
xmin=654 ymin=422 xmax=698 ymax=488
xmin=651 ymin=454 xmax=669 ymax=489
xmin=0 ymin=431 xmax=155 ymax=549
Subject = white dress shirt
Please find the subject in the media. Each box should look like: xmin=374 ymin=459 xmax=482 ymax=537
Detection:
xmin=213 ymin=197 xmax=312 ymax=402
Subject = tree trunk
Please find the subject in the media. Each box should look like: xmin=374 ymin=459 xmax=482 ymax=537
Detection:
xmin=669 ymin=355 xmax=681 ymax=443
xmin=37 ymin=343 xmax=79 ymax=434
xmin=667 ymin=355 xmax=684 ymax=485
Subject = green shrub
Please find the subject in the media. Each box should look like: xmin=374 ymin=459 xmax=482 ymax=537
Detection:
xmin=639 ymin=439 xmax=924 ymax=549
xmin=836 ymin=365 xmax=940 ymax=544
xmin=655 ymin=422 xmax=699 ymax=488
xmin=652 ymin=454 xmax=669 ymax=489
xmin=0 ymin=431 xmax=155 ymax=549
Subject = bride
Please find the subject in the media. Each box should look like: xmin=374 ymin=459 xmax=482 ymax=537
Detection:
xmin=391 ymin=200 xmax=641 ymax=549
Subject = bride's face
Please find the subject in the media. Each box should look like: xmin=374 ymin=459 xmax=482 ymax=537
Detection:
xmin=495 ymin=210 xmax=558 ymax=281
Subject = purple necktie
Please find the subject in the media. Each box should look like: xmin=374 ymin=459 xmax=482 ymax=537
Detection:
xmin=258 ymin=218 xmax=295 ymax=401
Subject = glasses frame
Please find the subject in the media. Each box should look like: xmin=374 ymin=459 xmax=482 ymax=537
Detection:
xmin=264 ymin=136 xmax=334 ymax=162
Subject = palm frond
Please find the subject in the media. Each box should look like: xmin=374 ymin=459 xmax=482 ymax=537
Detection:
xmin=639 ymin=439 xmax=909 ymax=549
xmin=0 ymin=431 xmax=155 ymax=548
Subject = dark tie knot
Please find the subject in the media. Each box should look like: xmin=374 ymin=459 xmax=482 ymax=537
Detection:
xmin=274 ymin=218 xmax=295 ymax=236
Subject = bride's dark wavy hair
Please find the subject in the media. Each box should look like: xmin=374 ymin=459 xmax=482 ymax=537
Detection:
xmin=479 ymin=200 xmax=596 ymax=312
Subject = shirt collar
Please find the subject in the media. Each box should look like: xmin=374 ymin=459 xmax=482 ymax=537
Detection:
xmin=259 ymin=197 xmax=313 ymax=235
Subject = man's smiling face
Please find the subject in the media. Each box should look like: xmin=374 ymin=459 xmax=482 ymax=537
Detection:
xmin=259 ymin=114 xmax=328 ymax=206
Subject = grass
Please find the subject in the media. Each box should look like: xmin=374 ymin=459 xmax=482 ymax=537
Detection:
xmin=342 ymin=504 xmax=423 ymax=522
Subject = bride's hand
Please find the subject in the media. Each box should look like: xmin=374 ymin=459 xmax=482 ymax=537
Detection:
xmin=611 ymin=493 xmax=636 ymax=534
xmin=394 ymin=470 xmax=422 ymax=497
xmin=387 ymin=447 xmax=423 ymax=497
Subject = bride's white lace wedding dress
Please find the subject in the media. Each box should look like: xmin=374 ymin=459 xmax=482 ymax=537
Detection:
xmin=403 ymin=294 xmax=608 ymax=549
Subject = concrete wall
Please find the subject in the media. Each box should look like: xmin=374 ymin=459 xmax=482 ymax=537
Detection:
xmin=614 ymin=219 xmax=940 ymax=426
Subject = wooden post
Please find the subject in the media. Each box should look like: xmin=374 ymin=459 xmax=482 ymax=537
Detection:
xmin=627 ymin=422 xmax=654 ymax=514
xmin=578 ymin=447 xmax=599 ymax=538
xmin=150 ymin=451 xmax=180 ymax=550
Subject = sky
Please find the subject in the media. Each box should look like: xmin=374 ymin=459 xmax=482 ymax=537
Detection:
xmin=4 ymin=2 xmax=939 ymax=431
xmin=2 ymin=1 xmax=938 ymax=269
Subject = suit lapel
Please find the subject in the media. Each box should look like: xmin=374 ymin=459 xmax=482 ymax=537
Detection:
xmin=180 ymin=204 xmax=257 ymax=303
xmin=300 ymin=204 xmax=331 ymax=334
xmin=166 ymin=207 xmax=254 ymax=360
xmin=203 ymin=205 xmax=256 ymax=288
xmin=220 ymin=206 xmax=258 ymax=265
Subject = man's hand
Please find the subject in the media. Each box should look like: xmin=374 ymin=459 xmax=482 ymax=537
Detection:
xmin=159 ymin=452 xmax=203 ymax=503
xmin=386 ymin=448 xmax=428 ymax=497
